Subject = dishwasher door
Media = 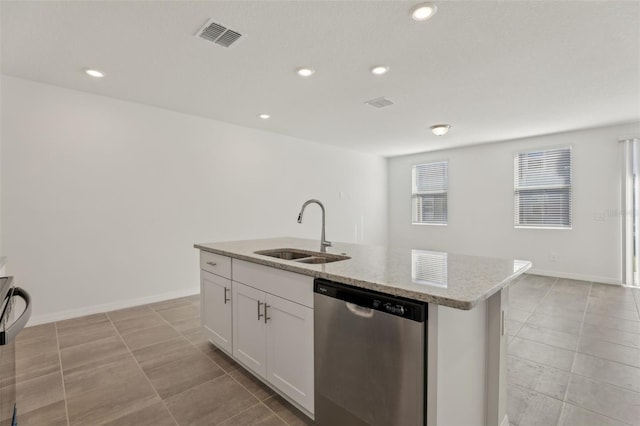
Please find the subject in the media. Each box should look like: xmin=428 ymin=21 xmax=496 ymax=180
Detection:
xmin=314 ymin=279 xmax=427 ymax=426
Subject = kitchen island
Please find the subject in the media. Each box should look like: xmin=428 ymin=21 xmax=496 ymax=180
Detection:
xmin=194 ymin=237 xmax=531 ymax=426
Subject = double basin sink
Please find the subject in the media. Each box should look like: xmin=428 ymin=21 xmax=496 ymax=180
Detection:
xmin=254 ymin=248 xmax=350 ymax=264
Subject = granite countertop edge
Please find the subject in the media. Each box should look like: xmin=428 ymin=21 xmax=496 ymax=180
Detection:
xmin=194 ymin=241 xmax=531 ymax=310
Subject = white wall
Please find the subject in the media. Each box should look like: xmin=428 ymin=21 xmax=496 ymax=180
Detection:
xmin=1 ymin=76 xmax=387 ymax=324
xmin=388 ymin=122 xmax=640 ymax=285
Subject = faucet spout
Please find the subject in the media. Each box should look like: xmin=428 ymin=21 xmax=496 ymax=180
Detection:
xmin=297 ymin=199 xmax=332 ymax=253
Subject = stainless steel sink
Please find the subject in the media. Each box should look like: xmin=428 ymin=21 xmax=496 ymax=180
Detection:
xmin=296 ymin=256 xmax=347 ymax=264
xmin=254 ymin=248 xmax=350 ymax=264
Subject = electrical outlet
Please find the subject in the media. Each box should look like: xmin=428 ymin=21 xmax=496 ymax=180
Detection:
xmin=549 ymin=253 xmax=558 ymax=262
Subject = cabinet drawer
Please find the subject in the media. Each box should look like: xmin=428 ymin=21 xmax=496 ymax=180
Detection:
xmin=200 ymin=251 xmax=231 ymax=278
xmin=233 ymin=259 xmax=313 ymax=308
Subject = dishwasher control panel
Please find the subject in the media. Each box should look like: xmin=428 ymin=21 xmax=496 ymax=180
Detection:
xmin=315 ymin=279 xmax=427 ymax=322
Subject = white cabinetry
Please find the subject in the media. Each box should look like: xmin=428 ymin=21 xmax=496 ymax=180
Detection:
xmin=200 ymin=252 xmax=233 ymax=355
xmin=200 ymin=253 xmax=314 ymax=416
xmin=232 ymin=281 xmax=267 ymax=376
xmin=201 ymin=270 xmax=232 ymax=354
xmin=265 ymin=292 xmax=314 ymax=412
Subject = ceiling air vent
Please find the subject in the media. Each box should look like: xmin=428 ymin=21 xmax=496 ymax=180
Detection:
xmin=196 ymin=19 xmax=243 ymax=48
xmin=365 ymin=97 xmax=395 ymax=108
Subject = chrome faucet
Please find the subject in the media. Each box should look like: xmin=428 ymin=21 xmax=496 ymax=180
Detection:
xmin=297 ymin=199 xmax=332 ymax=253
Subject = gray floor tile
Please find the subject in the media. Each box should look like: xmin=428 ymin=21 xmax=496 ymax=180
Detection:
xmin=16 ymin=371 xmax=65 ymax=416
xmin=230 ymin=367 xmax=276 ymax=401
xmin=64 ymin=355 xmax=159 ymax=426
xmin=15 ymin=348 xmax=60 ymax=384
xmin=558 ymin=402 xmax=630 ymax=426
xmin=509 ymin=337 xmax=575 ymax=371
xmin=56 ymin=313 xmax=110 ymax=333
xmin=552 ymin=279 xmax=591 ymax=296
xmin=263 ymin=394 xmax=314 ymax=426
xmin=525 ymin=312 xmax=582 ymax=335
xmin=577 ymin=335 xmax=640 ymax=368
xmin=171 ymin=317 xmax=201 ymax=334
xmin=533 ymin=303 xmax=586 ymax=319
xmin=218 ymin=403 xmax=286 ymax=426
xmin=572 ymin=352 xmax=640 ymax=393
xmin=506 ymin=319 xmax=524 ymax=337
xmin=60 ymin=335 xmax=129 ymax=372
xmin=111 ymin=311 xmax=167 ymax=335
xmin=517 ymin=324 xmax=579 ymax=351
xmin=165 ymin=375 xmax=258 ymax=426
xmin=17 ymin=400 xmax=68 ymax=426
xmin=565 ymin=374 xmax=640 ymax=425
xmin=580 ymin=323 xmax=640 ymax=349
xmin=18 ymin=323 xmax=57 ymax=342
xmin=102 ymin=401 xmax=177 ymax=426
xmin=120 ymin=323 xmax=181 ymax=351
xmin=107 ymin=305 xmax=156 ymax=322
xmin=583 ymin=313 xmax=640 ymax=334
xmin=150 ymin=298 xmax=194 ymax=312
xmin=507 ymin=356 xmax=570 ymax=400
xmin=133 ymin=337 xmax=225 ymax=399
xmin=57 ymin=316 xmax=118 ymax=349
xmin=586 ymin=303 xmax=640 ymax=321
xmin=157 ymin=304 xmax=199 ymax=325
xmin=508 ymin=307 xmax=532 ymax=323
xmin=506 ymin=385 xmax=563 ymax=426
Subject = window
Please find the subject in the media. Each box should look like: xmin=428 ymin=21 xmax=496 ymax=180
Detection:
xmin=514 ymin=147 xmax=572 ymax=228
xmin=412 ymin=161 xmax=448 ymax=224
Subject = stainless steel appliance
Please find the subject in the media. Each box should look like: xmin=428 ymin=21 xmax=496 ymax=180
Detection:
xmin=0 ymin=277 xmax=32 ymax=426
xmin=314 ymin=278 xmax=427 ymax=426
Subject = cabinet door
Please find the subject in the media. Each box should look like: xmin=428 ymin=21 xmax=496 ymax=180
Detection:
xmin=201 ymin=271 xmax=232 ymax=354
xmin=232 ymin=282 xmax=267 ymax=378
xmin=265 ymin=293 xmax=314 ymax=413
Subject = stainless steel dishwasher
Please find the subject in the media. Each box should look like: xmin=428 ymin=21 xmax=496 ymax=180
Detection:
xmin=314 ymin=278 xmax=427 ymax=426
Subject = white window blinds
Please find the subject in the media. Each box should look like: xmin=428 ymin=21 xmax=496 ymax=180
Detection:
xmin=412 ymin=161 xmax=448 ymax=224
xmin=514 ymin=147 xmax=572 ymax=228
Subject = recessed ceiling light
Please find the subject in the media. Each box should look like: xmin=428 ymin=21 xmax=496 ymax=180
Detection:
xmin=430 ymin=124 xmax=451 ymax=136
xmin=259 ymin=113 xmax=271 ymax=120
xmin=411 ymin=3 xmax=438 ymax=21
xmin=296 ymin=67 xmax=315 ymax=77
xmin=370 ymin=65 xmax=389 ymax=75
xmin=85 ymin=69 xmax=105 ymax=78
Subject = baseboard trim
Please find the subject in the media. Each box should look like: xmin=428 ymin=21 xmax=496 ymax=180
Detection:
xmin=27 ymin=287 xmax=200 ymax=326
xmin=526 ymin=269 xmax=621 ymax=285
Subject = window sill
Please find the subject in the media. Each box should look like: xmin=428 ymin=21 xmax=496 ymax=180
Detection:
xmin=514 ymin=226 xmax=572 ymax=230
xmin=412 ymin=222 xmax=448 ymax=226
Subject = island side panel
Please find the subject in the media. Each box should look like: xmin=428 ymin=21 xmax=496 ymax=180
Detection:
xmin=428 ymin=295 xmax=502 ymax=426
xmin=486 ymin=288 xmax=509 ymax=426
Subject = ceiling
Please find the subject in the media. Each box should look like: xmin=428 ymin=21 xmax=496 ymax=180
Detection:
xmin=1 ymin=1 xmax=638 ymax=157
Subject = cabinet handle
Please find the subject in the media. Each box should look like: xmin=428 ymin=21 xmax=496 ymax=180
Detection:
xmin=223 ymin=287 xmax=230 ymax=304
xmin=264 ymin=304 xmax=271 ymax=324
xmin=206 ymin=261 xmax=217 ymax=266
xmin=257 ymin=301 xmax=264 ymax=320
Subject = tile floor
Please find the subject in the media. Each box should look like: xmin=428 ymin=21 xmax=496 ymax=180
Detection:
xmin=507 ymin=275 xmax=640 ymax=426
xmin=10 ymin=275 xmax=640 ymax=426
xmin=13 ymin=296 xmax=311 ymax=426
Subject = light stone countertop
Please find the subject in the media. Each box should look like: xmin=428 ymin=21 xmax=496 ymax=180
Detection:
xmin=194 ymin=237 xmax=531 ymax=310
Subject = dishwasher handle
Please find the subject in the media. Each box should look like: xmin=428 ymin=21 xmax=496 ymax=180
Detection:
xmin=345 ymin=302 xmax=374 ymax=318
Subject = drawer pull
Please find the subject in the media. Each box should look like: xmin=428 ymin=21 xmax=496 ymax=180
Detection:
xmin=257 ymin=301 xmax=264 ymax=320
xmin=264 ymin=304 xmax=271 ymax=324
xmin=206 ymin=261 xmax=217 ymax=267
xmin=223 ymin=287 xmax=230 ymax=304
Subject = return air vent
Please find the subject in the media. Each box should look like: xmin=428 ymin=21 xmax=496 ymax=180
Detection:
xmin=365 ymin=97 xmax=395 ymax=108
xmin=196 ymin=19 xmax=243 ymax=48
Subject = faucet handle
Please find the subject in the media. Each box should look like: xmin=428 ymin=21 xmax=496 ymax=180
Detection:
xmin=324 ymin=240 xmax=333 ymax=247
